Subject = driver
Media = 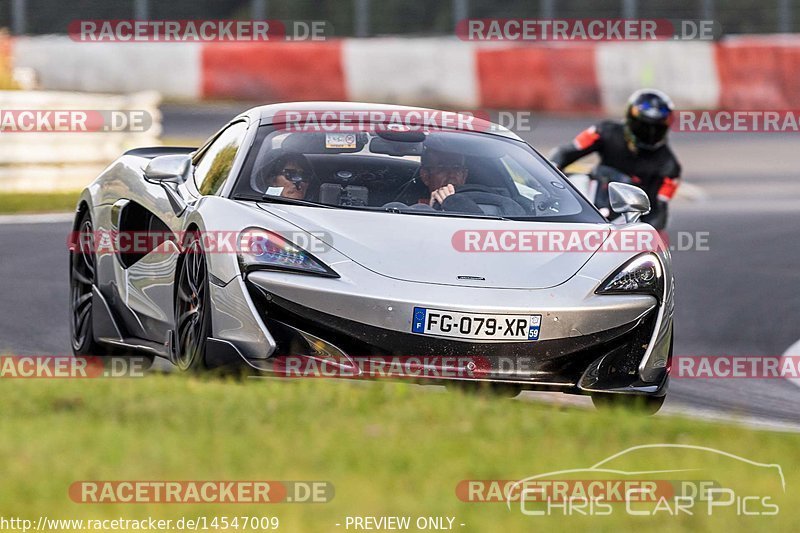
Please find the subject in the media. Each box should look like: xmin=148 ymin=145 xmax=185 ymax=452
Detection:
xmin=418 ymin=148 xmax=469 ymax=207
xmin=549 ymin=89 xmax=681 ymax=229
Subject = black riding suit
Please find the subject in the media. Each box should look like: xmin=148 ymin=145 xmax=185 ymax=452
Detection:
xmin=549 ymin=120 xmax=681 ymax=229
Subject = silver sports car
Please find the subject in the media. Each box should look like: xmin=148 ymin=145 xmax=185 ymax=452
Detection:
xmin=69 ymin=102 xmax=674 ymax=412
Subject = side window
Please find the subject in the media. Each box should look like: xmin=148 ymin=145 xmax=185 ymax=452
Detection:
xmin=194 ymin=122 xmax=248 ymax=195
xmin=501 ymin=156 xmax=541 ymax=199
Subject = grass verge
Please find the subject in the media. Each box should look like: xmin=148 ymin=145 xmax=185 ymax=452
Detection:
xmin=0 ymin=191 xmax=79 ymax=214
xmin=0 ymin=375 xmax=796 ymax=531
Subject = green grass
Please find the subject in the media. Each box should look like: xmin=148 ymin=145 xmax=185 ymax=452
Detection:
xmin=0 ymin=191 xmax=79 ymax=214
xmin=0 ymin=375 xmax=796 ymax=532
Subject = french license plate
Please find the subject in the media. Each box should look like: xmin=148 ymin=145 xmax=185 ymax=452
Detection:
xmin=411 ymin=307 xmax=541 ymax=341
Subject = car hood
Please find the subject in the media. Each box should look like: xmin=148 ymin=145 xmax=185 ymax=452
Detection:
xmin=257 ymin=204 xmax=610 ymax=289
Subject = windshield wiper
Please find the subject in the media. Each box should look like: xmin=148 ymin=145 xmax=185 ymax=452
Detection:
xmin=383 ymin=207 xmax=509 ymax=221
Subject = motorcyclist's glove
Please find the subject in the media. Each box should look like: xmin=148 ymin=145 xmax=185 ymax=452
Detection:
xmin=657 ymin=177 xmax=680 ymax=203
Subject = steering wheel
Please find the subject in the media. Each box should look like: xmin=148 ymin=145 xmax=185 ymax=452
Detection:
xmin=434 ymin=184 xmax=535 ymax=218
xmin=431 ymin=184 xmax=502 ymax=210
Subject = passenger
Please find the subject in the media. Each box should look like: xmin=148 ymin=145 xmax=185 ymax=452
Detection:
xmin=262 ymin=152 xmax=315 ymax=200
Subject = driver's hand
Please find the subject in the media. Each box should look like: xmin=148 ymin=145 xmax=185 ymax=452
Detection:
xmin=430 ymin=184 xmax=456 ymax=207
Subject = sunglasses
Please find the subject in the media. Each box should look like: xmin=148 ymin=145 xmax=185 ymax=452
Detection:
xmin=279 ymin=168 xmax=307 ymax=183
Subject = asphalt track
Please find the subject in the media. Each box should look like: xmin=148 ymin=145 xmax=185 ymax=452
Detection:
xmin=1 ymin=104 xmax=799 ymax=426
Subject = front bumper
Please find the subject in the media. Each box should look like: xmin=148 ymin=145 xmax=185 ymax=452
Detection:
xmin=205 ymin=262 xmax=673 ymax=396
xmin=255 ymin=290 xmax=668 ymax=395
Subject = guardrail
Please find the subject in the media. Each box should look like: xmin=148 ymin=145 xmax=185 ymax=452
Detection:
xmin=0 ymin=90 xmax=161 ymax=192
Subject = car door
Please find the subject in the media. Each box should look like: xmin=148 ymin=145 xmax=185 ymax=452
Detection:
xmin=123 ymin=120 xmax=250 ymax=345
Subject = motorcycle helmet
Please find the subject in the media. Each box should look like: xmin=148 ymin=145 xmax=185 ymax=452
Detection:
xmin=624 ymin=89 xmax=674 ymax=150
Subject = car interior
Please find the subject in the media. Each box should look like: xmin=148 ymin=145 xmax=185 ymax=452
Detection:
xmin=242 ymin=129 xmax=580 ymax=218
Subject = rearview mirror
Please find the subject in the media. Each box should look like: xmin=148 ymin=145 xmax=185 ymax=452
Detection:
xmin=608 ymin=182 xmax=650 ymax=224
xmin=375 ymin=128 xmax=427 ymax=143
xmin=144 ymin=154 xmax=191 ymax=183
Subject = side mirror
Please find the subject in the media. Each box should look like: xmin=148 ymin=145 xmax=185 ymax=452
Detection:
xmin=144 ymin=154 xmax=191 ymax=183
xmin=143 ymin=154 xmax=192 ymax=215
xmin=608 ymin=182 xmax=650 ymax=224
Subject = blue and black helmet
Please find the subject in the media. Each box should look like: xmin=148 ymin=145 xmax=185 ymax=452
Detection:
xmin=625 ymin=89 xmax=674 ymax=150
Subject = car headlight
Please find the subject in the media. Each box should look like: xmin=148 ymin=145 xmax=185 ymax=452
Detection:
xmin=596 ymin=253 xmax=663 ymax=299
xmin=238 ymin=228 xmax=338 ymax=277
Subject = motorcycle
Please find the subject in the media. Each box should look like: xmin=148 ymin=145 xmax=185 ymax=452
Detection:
xmin=566 ymin=165 xmax=667 ymax=229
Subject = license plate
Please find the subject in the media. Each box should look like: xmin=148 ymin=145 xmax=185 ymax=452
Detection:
xmin=411 ymin=307 xmax=541 ymax=341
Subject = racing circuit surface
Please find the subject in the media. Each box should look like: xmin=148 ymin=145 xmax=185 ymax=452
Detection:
xmin=1 ymin=104 xmax=799 ymax=425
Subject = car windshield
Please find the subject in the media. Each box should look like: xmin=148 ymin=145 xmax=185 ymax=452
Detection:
xmin=232 ymin=125 xmax=603 ymax=222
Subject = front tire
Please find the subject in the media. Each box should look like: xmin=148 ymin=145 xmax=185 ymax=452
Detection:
xmin=591 ymin=393 xmax=666 ymax=415
xmin=173 ymin=231 xmax=211 ymax=371
xmin=446 ymin=381 xmax=523 ymax=398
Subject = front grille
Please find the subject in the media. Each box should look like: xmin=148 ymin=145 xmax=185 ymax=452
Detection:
xmin=247 ymin=281 xmax=656 ymax=386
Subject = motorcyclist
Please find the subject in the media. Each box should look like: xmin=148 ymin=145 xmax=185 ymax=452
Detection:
xmin=549 ymin=89 xmax=681 ymax=229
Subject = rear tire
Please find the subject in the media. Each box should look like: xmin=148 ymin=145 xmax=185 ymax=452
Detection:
xmin=173 ymin=231 xmax=211 ymax=372
xmin=69 ymin=211 xmax=105 ymax=357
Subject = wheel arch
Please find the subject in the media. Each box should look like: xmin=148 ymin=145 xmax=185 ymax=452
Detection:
xmin=173 ymin=222 xmax=202 ymax=295
xmin=73 ymin=201 xmax=90 ymax=229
